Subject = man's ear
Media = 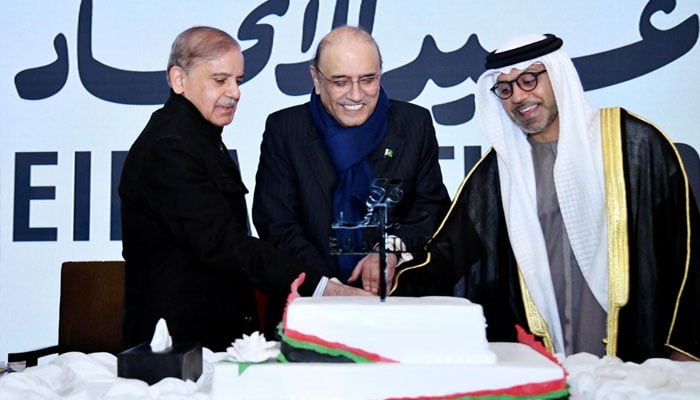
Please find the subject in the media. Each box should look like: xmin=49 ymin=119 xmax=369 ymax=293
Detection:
xmin=169 ymin=66 xmax=186 ymax=94
xmin=309 ymin=65 xmax=321 ymax=95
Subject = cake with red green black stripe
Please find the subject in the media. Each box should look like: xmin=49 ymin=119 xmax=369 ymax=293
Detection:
xmin=210 ymin=273 xmax=568 ymax=399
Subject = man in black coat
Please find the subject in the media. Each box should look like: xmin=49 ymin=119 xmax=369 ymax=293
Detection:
xmin=119 ymin=26 xmax=368 ymax=352
xmin=253 ymin=26 xmax=450 ymax=337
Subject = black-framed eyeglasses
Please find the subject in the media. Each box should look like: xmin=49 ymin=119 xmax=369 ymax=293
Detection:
xmin=490 ymin=70 xmax=548 ymax=99
xmin=314 ymin=67 xmax=381 ymax=92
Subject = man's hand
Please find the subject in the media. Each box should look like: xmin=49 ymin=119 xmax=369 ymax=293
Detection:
xmin=347 ymin=253 xmax=397 ymax=295
xmin=669 ymin=350 xmax=698 ymax=361
xmin=323 ymin=279 xmax=373 ymax=296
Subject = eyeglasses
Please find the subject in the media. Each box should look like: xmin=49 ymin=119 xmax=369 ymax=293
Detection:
xmin=490 ymin=70 xmax=548 ymax=99
xmin=314 ymin=67 xmax=381 ymax=92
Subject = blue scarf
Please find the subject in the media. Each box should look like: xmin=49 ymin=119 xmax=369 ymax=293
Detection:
xmin=310 ymin=87 xmax=390 ymax=281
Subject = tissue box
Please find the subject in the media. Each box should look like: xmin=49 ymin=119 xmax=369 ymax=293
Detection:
xmin=117 ymin=342 xmax=202 ymax=385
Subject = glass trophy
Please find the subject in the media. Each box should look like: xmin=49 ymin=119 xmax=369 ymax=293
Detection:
xmin=330 ymin=178 xmax=403 ymax=300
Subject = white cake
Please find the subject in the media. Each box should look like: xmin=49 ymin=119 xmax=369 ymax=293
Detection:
xmin=283 ymin=296 xmax=497 ymax=364
xmin=210 ymin=343 xmax=567 ymax=399
xmin=209 ymin=294 xmax=568 ymax=399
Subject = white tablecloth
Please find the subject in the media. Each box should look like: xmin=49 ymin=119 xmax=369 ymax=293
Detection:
xmin=564 ymin=352 xmax=700 ymax=399
xmin=1 ymin=350 xmax=699 ymax=399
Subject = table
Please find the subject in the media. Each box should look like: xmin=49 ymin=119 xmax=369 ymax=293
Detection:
xmin=1 ymin=349 xmax=699 ymax=399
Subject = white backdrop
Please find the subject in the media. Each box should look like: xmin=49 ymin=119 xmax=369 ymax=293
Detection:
xmin=1 ymin=0 xmax=699 ymax=361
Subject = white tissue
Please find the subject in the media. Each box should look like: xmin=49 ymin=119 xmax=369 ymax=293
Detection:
xmin=149 ymin=318 xmax=173 ymax=352
xmin=226 ymin=331 xmax=280 ymax=362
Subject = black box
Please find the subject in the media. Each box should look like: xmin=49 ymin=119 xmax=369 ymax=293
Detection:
xmin=117 ymin=342 xmax=202 ymax=385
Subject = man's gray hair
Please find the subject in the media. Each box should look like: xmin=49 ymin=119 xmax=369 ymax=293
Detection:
xmin=167 ymin=26 xmax=240 ymax=84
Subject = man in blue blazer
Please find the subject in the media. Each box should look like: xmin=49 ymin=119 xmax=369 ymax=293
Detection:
xmin=253 ymin=26 xmax=450 ymax=337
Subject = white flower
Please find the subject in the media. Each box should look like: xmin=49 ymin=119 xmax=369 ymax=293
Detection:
xmin=226 ymin=331 xmax=280 ymax=363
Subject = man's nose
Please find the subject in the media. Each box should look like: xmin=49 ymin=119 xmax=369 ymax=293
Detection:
xmin=346 ymin=80 xmax=365 ymax=102
xmin=509 ymin=84 xmax=530 ymax=103
xmin=227 ymin=80 xmax=241 ymax=100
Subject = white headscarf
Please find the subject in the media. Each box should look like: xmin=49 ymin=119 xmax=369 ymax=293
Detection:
xmin=475 ymin=34 xmax=608 ymax=354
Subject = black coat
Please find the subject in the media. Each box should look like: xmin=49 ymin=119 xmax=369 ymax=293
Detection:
xmin=252 ymin=100 xmax=451 ymax=338
xmin=395 ymin=108 xmax=700 ymax=362
xmin=119 ymin=92 xmax=323 ymax=351
xmin=252 ymin=100 xmax=451 ymax=279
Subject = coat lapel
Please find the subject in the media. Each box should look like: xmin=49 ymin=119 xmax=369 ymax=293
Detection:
xmin=304 ymin=123 xmax=337 ymax=206
xmin=371 ymin=107 xmax=404 ymax=178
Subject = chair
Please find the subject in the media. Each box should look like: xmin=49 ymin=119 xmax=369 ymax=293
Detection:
xmin=8 ymin=261 xmax=125 ymax=367
xmin=255 ymin=290 xmax=268 ymax=333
